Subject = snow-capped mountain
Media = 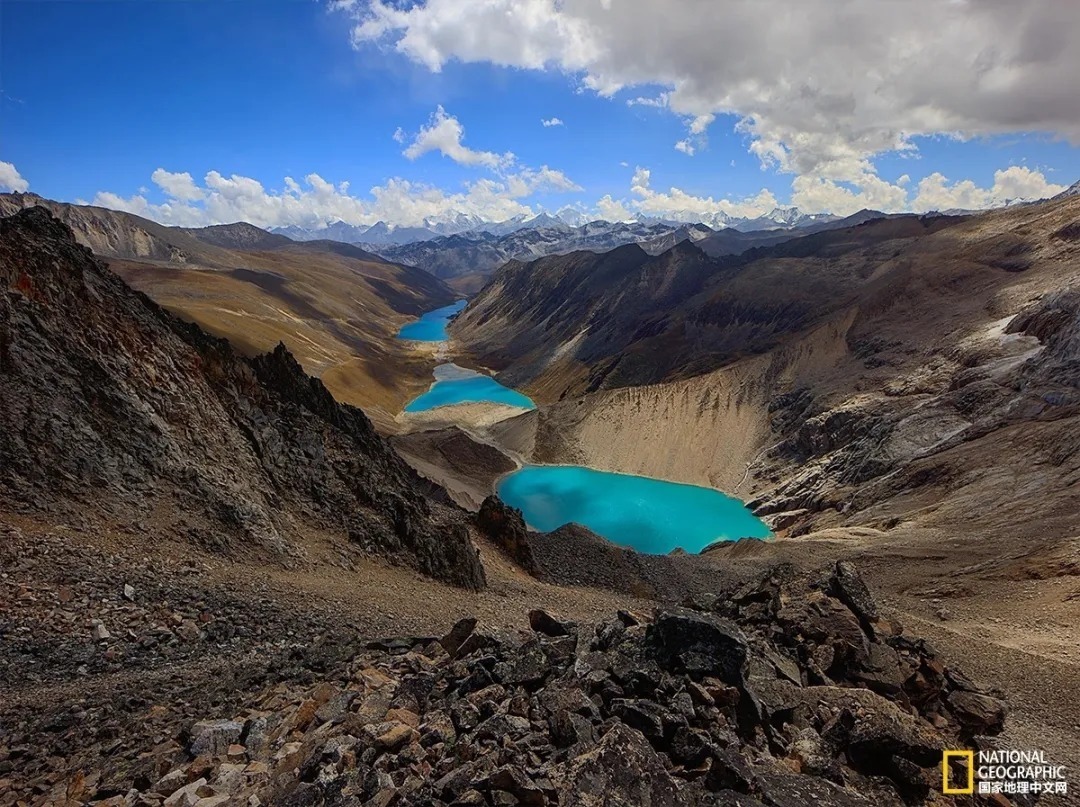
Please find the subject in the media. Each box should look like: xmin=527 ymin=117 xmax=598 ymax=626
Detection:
xmin=270 ymin=220 xmax=442 ymax=246
xmin=271 ymin=221 xmax=376 ymax=244
xmin=375 ymin=219 xmax=722 ymax=281
xmin=1052 ymin=180 xmax=1080 ymax=199
xmin=421 ymin=212 xmax=487 ymax=235
xmin=554 ymin=207 xmax=593 ymax=227
xmin=269 ymin=204 xmax=855 ymax=250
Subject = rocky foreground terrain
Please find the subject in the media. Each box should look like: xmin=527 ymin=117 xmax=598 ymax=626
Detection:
xmin=431 ymin=193 xmax=1080 ymax=799
xmin=4 ymin=545 xmax=1011 ymax=807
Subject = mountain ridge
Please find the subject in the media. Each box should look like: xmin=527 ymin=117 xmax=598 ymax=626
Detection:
xmin=0 ymin=206 xmax=485 ymax=587
xmin=0 ymin=192 xmax=457 ymax=428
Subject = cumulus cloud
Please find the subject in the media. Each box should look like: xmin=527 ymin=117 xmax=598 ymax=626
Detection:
xmin=151 ymin=168 xmax=204 ymax=202
xmin=911 ymin=166 xmax=1067 ymax=212
xmin=0 ymin=160 xmax=29 ymax=192
xmin=595 ymin=194 xmax=634 ymax=221
xmin=626 ymin=166 xmax=778 ymax=220
xmin=688 ymin=114 xmax=714 ymax=136
xmin=789 ymin=174 xmax=910 ymax=217
xmin=504 ymin=165 xmax=581 ymax=195
xmin=674 ymin=139 xmax=695 ymax=156
xmin=541 ymin=117 xmax=564 ymax=127
xmin=89 ymin=165 xmax=580 ymax=229
xmin=402 ymin=105 xmax=514 ymax=169
xmin=336 ymin=0 xmax=1080 ymax=183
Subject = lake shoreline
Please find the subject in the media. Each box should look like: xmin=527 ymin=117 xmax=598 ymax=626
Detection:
xmin=394 ymin=301 xmax=770 ymax=553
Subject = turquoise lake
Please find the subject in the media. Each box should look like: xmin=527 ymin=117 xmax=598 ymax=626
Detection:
xmin=405 ymin=363 xmax=536 ymax=413
xmin=397 ymin=302 xmax=536 ymax=412
xmin=397 ymin=299 xmax=467 ymax=341
xmin=497 ymin=465 xmax=770 ymax=554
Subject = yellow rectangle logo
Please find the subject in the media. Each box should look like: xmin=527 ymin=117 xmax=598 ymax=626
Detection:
xmin=943 ymin=750 xmax=975 ymax=795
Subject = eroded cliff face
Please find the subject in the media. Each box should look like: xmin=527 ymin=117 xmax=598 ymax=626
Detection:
xmin=0 ymin=207 xmax=485 ymax=589
xmin=519 ymin=313 xmax=857 ymax=493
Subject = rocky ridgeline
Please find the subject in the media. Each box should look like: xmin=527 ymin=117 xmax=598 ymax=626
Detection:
xmin=0 ymin=207 xmax=483 ymax=589
xmin=14 ymin=563 xmax=1009 ymax=807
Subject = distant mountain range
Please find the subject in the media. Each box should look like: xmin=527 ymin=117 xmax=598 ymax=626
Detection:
xmin=370 ymin=208 xmax=920 ymax=289
xmin=269 ymin=205 xmax=845 ymax=248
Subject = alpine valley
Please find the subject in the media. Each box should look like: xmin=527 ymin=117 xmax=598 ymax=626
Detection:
xmin=3 ymin=178 xmax=1080 ymax=807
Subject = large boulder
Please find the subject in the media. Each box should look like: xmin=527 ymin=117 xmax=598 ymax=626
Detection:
xmin=647 ymin=609 xmax=749 ymax=684
xmin=554 ymin=723 xmax=690 ymax=807
xmin=947 ymin=690 xmax=1008 ymax=735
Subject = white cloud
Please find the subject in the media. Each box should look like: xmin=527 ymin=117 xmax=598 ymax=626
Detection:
xmin=504 ymin=165 xmax=581 ymax=195
xmin=789 ymin=174 xmax=909 ymax=217
xmin=89 ymin=190 xmax=209 ymax=227
xmin=595 ymin=194 xmax=634 ymax=221
xmin=151 ymin=168 xmax=204 ymax=202
xmin=688 ymin=114 xmax=714 ymax=136
xmin=541 ymin=117 xmax=564 ymax=127
xmin=0 ymin=160 xmax=29 ymax=192
xmin=392 ymin=126 xmax=406 ymax=143
xmin=672 ymin=114 xmax=714 ymax=157
xmin=624 ymin=166 xmax=778 ymax=221
xmin=336 ymin=0 xmax=1080 ymax=185
xmin=402 ymin=105 xmax=514 ymax=169
xmin=911 ymin=166 xmax=1067 ymax=212
xmin=89 ymin=165 xmax=580 ymax=230
xmin=627 ymin=94 xmax=669 ymax=108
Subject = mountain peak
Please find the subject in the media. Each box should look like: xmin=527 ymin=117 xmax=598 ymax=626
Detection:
xmin=1053 ymin=179 xmax=1080 ymax=199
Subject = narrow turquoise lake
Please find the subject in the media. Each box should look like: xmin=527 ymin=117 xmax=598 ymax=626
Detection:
xmin=497 ymin=465 xmax=770 ymax=554
xmin=405 ymin=364 xmax=535 ymax=413
xmin=397 ymin=299 xmax=467 ymax=341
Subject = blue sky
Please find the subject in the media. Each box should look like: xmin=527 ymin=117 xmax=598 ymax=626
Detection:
xmin=2 ymin=0 xmax=1078 ymax=227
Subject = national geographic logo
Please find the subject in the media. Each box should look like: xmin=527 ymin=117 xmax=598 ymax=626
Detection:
xmin=943 ymin=749 xmax=1068 ymax=796
xmin=942 ymin=751 xmax=975 ymax=795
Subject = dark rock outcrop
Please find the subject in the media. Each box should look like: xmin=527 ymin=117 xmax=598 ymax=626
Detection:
xmin=476 ymin=495 xmax=542 ymax=576
xmin=13 ymin=562 xmax=1006 ymax=805
xmin=0 ymin=206 xmax=484 ymax=589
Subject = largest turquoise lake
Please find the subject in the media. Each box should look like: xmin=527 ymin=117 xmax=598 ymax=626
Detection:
xmin=497 ymin=465 xmax=770 ymax=554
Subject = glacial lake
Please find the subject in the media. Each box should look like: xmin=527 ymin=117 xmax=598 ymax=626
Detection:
xmin=405 ymin=363 xmax=535 ymax=413
xmin=397 ymin=299 xmax=467 ymax=341
xmin=497 ymin=465 xmax=770 ymax=554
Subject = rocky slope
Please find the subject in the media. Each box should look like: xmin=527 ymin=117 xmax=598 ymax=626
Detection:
xmin=450 ymin=215 xmax=964 ymax=401
xmin=0 ymin=193 xmax=456 ymax=428
xmin=0 ymin=207 xmax=483 ymax=588
xmin=432 ymin=195 xmax=1080 ymax=784
xmin=375 ymin=210 xmax=906 ymax=291
xmin=452 ymin=193 xmax=1080 ymax=539
xmin=451 ymin=196 xmax=1080 ymax=530
xmin=6 ymin=557 xmax=1009 ymax=807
